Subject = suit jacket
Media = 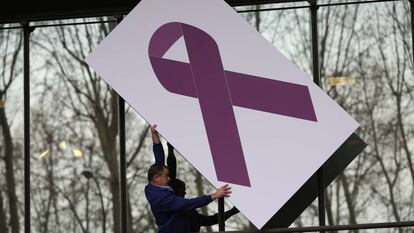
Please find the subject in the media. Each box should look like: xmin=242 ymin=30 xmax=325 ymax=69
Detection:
xmin=150 ymin=143 xmax=238 ymax=232
xmin=145 ymin=183 xmax=212 ymax=233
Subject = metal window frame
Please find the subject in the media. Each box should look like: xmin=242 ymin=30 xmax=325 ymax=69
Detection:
xmin=10 ymin=0 xmax=414 ymax=232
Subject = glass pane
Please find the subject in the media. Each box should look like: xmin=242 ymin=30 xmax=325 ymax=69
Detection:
xmin=320 ymin=0 xmax=413 ymax=228
xmin=124 ymin=107 xmax=155 ymax=232
xmin=0 ymin=26 xmax=24 ymax=233
xmin=18 ymin=0 xmax=412 ymax=232
xmin=30 ymin=19 xmax=121 ymax=233
xmin=238 ymin=3 xmax=312 ymax=76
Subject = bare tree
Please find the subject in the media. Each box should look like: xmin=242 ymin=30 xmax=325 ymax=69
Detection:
xmin=0 ymin=190 xmax=8 ymax=233
xmin=30 ymin=18 xmax=156 ymax=233
xmin=35 ymin=20 xmax=123 ymax=233
xmin=0 ymin=27 xmax=22 ymax=233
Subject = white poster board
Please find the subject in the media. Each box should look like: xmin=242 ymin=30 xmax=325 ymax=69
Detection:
xmin=85 ymin=0 xmax=359 ymax=228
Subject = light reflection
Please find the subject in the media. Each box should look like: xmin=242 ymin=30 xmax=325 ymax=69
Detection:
xmin=59 ymin=140 xmax=67 ymax=150
xmin=329 ymin=76 xmax=354 ymax=86
xmin=38 ymin=150 xmax=49 ymax=158
xmin=73 ymin=149 xmax=83 ymax=157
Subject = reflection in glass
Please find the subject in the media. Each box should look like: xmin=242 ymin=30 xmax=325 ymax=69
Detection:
xmin=0 ymin=1 xmax=409 ymax=232
xmin=30 ymin=19 xmax=122 ymax=233
xmin=318 ymin=1 xmax=413 ymax=228
xmin=0 ymin=26 xmax=24 ymax=233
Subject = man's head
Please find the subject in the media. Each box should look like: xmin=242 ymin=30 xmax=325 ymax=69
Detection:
xmin=171 ymin=179 xmax=187 ymax=197
xmin=147 ymin=164 xmax=170 ymax=186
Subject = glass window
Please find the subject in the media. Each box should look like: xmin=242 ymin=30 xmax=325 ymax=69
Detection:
xmin=1 ymin=0 xmax=412 ymax=232
xmin=0 ymin=26 xmax=24 ymax=233
xmin=320 ymin=0 xmax=413 ymax=227
xmin=30 ymin=18 xmax=121 ymax=233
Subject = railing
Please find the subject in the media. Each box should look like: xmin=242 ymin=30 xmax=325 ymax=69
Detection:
xmin=209 ymin=220 xmax=414 ymax=232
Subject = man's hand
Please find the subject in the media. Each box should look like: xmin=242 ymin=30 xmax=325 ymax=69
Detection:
xmin=149 ymin=124 xmax=161 ymax=144
xmin=150 ymin=124 xmax=157 ymax=134
xmin=211 ymin=184 xmax=232 ymax=200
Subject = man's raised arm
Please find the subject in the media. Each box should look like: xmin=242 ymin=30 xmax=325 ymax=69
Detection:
xmin=150 ymin=124 xmax=165 ymax=165
xmin=166 ymin=142 xmax=177 ymax=180
xmin=156 ymin=185 xmax=232 ymax=212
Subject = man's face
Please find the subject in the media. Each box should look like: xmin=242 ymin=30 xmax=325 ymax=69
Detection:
xmin=155 ymin=167 xmax=170 ymax=186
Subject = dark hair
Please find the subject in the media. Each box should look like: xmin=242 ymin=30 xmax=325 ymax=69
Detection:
xmin=147 ymin=164 xmax=168 ymax=183
xmin=170 ymin=178 xmax=186 ymax=197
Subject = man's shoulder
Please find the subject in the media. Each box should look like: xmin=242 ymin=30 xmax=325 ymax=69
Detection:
xmin=145 ymin=184 xmax=161 ymax=195
xmin=145 ymin=183 xmax=168 ymax=191
xmin=145 ymin=184 xmax=173 ymax=198
xmin=144 ymin=183 xmax=154 ymax=191
xmin=145 ymin=184 xmax=176 ymax=209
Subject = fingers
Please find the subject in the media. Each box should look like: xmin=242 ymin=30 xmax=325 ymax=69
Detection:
xmin=211 ymin=184 xmax=233 ymax=200
xmin=220 ymin=184 xmax=231 ymax=192
xmin=149 ymin=124 xmax=158 ymax=133
xmin=219 ymin=184 xmax=232 ymax=198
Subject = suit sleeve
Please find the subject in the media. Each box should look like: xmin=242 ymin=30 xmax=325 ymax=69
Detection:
xmin=157 ymin=192 xmax=212 ymax=212
xmin=196 ymin=213 xmax=218 ymax=226
xmin=197 ymin=208 xmax=239 ymax=226
xmin=166 ymin=147 xmax=177 ymax=180
xmin=153 ymin=143 xmax=165 ymax=166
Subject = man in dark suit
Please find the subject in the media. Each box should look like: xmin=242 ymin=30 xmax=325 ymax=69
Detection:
xmin=145 ymin=125 xmax=234 ymax=233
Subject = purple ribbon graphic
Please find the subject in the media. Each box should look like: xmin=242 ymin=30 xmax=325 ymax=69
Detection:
xmin=149 ymin=22 xmax=317 ymax=187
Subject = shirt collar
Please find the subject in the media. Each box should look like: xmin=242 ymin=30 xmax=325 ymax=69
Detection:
xmin=151 ymin=183 xmax=173 ymax=191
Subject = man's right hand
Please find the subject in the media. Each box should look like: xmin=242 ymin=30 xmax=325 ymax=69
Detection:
xmin=149 ymin=124 xmax=161 ymax=144
xmin=211 ymin=184 xmax=232 ymax=200
xmin=150 ymin=124 xmax=157 ymax=134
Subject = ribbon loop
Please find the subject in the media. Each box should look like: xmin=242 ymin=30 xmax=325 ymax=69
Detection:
xmin=149 ymin=22 xmax=317 ymax=187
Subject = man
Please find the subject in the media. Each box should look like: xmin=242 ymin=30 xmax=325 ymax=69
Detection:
xmin=145 ymin=125 xmax=233 ymax=233
xmin=150 ymin=125 xmax=239 ymax=232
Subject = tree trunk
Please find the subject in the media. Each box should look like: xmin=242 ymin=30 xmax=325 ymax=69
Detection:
xmin=0 ymin=191 xmax=8 ymax=233
xmin=0 ymin=107 xmax=20 ymax=233
xmin=93 ymin=91 xmax=120 ymax=233
xmin=127 ymin=194 xmax=134 ymax=233
xmin=109 ymin=174 xmax=120 ymax=233
xmin=42 ymin=142 xmax=54 ymax=233
xmin=85 ymin=179 xmax=91 ymax=233
xmin=395 ymin=96 xmax=414 ymax=187
xmin=325 ymin=185 xmax=335 ymax=227
xmin=368 ymin=108 xmax=402 ymax=232
xmin=340 ymin=174 xmax=358 ymax=233
xmin=53 ymin=183 xmax=63 ymax=233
